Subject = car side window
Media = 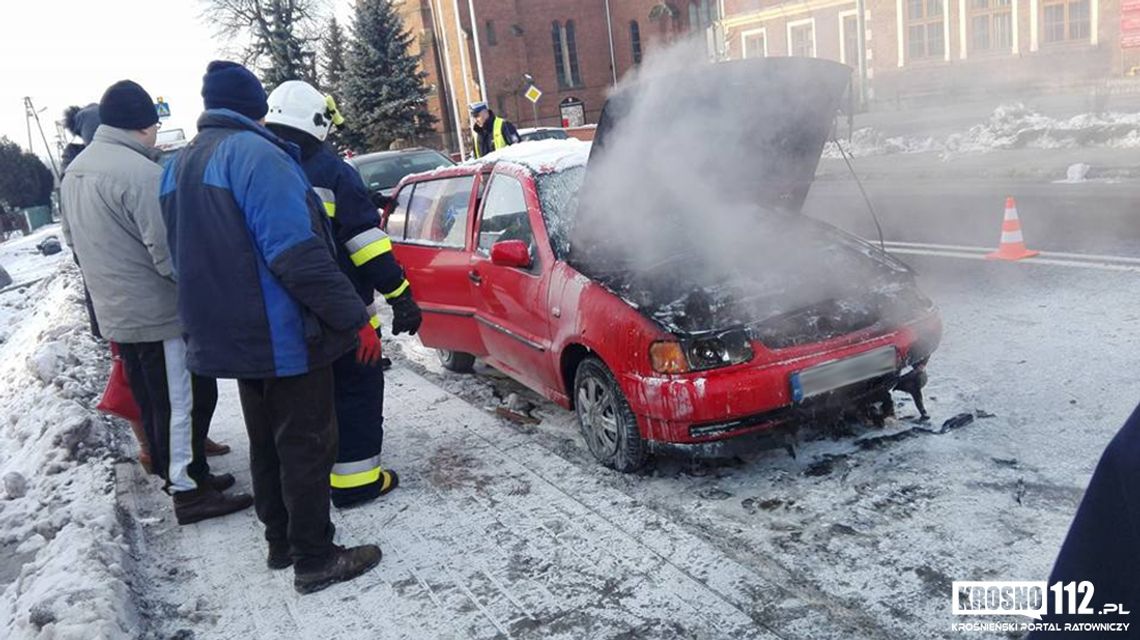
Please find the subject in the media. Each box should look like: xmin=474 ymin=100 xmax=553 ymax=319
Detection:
xmin=405 ymin=175 xmax=475 ymax=249
xmin=477 ymin=174 xmax=534 ymax=260
xmin=404 ymin=180 xmax=444 ymax=241
xmin=387 ymin=185 xmax=413 ymax=240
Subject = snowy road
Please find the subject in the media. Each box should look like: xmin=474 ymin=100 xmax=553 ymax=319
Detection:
xmin=122 ymin=253 xmax=1140 ymax=639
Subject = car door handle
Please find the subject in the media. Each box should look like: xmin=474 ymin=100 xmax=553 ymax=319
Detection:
xmin=468 ymin=270 xmax=482 ymax=285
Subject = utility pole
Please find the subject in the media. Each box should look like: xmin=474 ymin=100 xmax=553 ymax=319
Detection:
xmin=466 ymin=0 xmax=489 ymax=102
xmin=604 ymin=0 xmax=617 ymax=86
xmin=24 ymin=97 xmax=60 ymax=180
xmin=433 ymin=0 xmax=466 ymax=157
xmin=855 ymin=0 xmax=869 ymax=109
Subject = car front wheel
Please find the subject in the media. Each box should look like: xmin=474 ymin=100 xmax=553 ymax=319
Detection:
xmin=574 ymin=357 xmax=646 ymax=472
xmin=437 ymin=349 xmax=476 ymax=373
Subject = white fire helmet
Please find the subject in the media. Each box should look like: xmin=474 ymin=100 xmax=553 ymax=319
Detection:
xmin=266 ymin=80 xmax=337 ymax=142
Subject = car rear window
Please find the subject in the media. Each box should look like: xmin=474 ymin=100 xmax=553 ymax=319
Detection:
xmin=356 ymin=151 xmax=453 ymax=193
xmin=535 ymin=166 xmax=585 ymax=260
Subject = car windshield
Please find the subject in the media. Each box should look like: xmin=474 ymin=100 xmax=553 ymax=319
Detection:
xmin=522 ymin=129 xmax=569 ymax=142
xmin=535 ymin=165 xmax=585 ymax=260
xmin=356 ymin=151 xmax=453 ymax=193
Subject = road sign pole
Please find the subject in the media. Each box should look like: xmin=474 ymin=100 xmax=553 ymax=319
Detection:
xmin=532 ymin=101 xmax=538 ymax=127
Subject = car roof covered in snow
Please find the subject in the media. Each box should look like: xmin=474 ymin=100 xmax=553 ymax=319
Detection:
xmin=463 ymin=139 xmax=590 ymax=174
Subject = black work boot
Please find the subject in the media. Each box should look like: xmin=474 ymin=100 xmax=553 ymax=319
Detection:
xmin=293 ymin=545 xmax=382 ymax=595
xmin=172 ymin=487 xmax=254 ymax=525
xmin=267 ymin=541 xmax=292 ymax=570
xmin=332 ymin=469 xmax=400 ymax=510
xmin=206 ymin=472 xmax=236 ymax=492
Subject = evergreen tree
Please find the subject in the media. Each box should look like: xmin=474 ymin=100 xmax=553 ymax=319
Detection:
xmin=320 ymin=16 xmax=348 ymax=97
xmin=0 ymin=138 xmax=53 ymax=210
xmin=203 ymin=0 xmax=319 ymax=91
xmin=342 ymin=0 xmax=436 ymax=151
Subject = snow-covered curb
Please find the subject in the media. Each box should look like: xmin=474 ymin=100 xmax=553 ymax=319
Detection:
xmin=0 ymin=264 xmax=138 ymax=639
xmin=824 ymin=102 xmax=1140 ymax=160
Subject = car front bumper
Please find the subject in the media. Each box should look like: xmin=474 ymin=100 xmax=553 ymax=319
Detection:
xmin=620 ymin=313 xmax=942 ymax=445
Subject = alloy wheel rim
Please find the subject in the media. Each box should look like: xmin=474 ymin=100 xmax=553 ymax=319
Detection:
xmin=577 ymin=375 xmax=620 ymax=458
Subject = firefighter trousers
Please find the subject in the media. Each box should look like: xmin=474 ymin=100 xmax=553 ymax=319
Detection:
xmin=330 ymin=346 xmax=386 ymax=507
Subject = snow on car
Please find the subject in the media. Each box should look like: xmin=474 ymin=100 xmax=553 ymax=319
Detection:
xmin=382 ymin=58 xmax=941 ymax=471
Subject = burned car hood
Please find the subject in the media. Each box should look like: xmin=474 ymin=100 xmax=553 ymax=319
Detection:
xmin=588 ymin=211 xmax=928 ymax=346
xmin=564 ymin=57 xmax=931 ymax=342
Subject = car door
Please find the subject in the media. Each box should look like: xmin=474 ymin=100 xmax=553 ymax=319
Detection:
xmin=468 ymin=169 xmax=559 ymax=395
xmin=387 ymin=175 xmax=487 ymax=356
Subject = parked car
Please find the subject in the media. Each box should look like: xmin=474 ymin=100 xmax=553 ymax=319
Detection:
xmin=383 ymin=59 xmax=942 ymax=472
xmin=517 ymin=127 xmax=570 ymax=143
xmin=348 ymin=148 xmax=455 ymax=205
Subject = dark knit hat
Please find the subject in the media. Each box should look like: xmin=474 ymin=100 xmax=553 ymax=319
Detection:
xmin=202 ymin=61 xmax=268 ymax=121
xmin=99 ymin=81 xmax=159 ymax=130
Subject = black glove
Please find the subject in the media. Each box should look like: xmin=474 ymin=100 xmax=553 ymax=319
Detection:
xmin=389 ymin=290 xmax=422 ymax=335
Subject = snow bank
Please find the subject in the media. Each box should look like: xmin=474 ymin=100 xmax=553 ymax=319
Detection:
xmin=0 ymin=263 xmax=137 ymax=639
xmin=824 ymin=102 xmax=1140 ymax=160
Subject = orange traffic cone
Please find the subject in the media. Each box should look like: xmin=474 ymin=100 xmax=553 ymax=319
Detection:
xmin=986 ymin=197 xmax=1039 ymax=261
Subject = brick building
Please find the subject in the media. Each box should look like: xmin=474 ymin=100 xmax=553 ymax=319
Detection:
xmin=398 ymin=0 xmax=1136 ymax=153
xmin=721 ymin=0 xmax=1131 ymax=104
xmin=395 ymin=0 xmax=723 ymax=154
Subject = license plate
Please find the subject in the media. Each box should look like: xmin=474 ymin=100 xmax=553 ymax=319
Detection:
xmin=790 ymin=346 xmax=898 ymax=403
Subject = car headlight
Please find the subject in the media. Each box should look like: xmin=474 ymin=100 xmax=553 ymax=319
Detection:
xmin=650 ymin=329 xmax=754 ymax=374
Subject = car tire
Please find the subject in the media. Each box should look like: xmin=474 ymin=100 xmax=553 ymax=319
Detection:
xmin=437 ymin=349 xmax=476 ymax=373
xmin=573 ymin=357 xmax=646 ymax=472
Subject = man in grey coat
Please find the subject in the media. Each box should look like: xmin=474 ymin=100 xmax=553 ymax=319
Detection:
xmin=61 ymin=80 xmax=252 ymax=525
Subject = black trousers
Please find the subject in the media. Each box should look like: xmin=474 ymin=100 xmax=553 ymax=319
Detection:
xmin=330 ymin=348 xmax=385 ymax=505
xmin=119 ymin=339 xmax=217 ymax=493
xmin=237 ymin=366 xmax=338 ymax=570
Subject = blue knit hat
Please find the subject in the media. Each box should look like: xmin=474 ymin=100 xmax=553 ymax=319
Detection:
xmin=99 ymin=81 xmax=159 ymax=131
xmin=201 ymin=61 xmax=268 ymax=121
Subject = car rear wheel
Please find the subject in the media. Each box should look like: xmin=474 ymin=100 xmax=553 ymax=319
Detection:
xmin=437 ymin=349 xmax=476 ymax=373
xmin=574 ymin=357 xmax=646 ymax=472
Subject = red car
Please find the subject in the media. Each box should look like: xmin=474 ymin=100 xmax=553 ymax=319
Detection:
xmin=384 ymin=59 xmax=942 ymax=471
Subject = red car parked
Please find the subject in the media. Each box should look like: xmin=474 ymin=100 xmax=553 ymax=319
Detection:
xmin=384 ymin=59 xmax=942 ymax=471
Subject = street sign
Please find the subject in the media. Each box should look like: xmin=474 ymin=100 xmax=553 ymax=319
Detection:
xmin=155 ymin=97 xmax=171 ymax=119
xmin=524 ymin=85 xmax=542 ymax=104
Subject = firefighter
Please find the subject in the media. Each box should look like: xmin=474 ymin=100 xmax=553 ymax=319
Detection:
xmin=265 ymin=81 xmax=423 ymax=509
xmin=470 ymin=101 xmax=520 ymax=158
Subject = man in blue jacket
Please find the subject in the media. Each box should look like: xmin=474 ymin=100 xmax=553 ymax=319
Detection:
xmin=1027 ymin=404 xmax=1139 ymax=638
xmin=264 ymin=80 xmax=422 ymax=509
xmin=161 ymin=61 xmax=384 ymax=595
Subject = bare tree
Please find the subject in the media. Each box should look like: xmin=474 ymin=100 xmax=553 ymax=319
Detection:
xmin=202 ymin=0 xmax=322 ymax=91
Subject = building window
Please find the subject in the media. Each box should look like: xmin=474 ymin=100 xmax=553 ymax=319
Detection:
xmin=907 ymin=0 xmax=946 ymax=59
xmin=689 ymin=0 xmax=714 ymax=31
xmin=485 ymin=20 xmax=498 ymax=46
xmin=551 ymin=20 xmax=582 ymax=88
xmin=742 ymin=28 xmax=767 ymax=58
xmin=1042 ymin=0 xmax=1090 ymax=43
xmin=630 ymin=21 xmax=643 ymax=64
xmin=971 ymin=0 xmax=1012 ymax=51
xmin=788 ymin=20 xmax=816 ymax=57
xmin=841 ymin=13 xmax=860 ymax=65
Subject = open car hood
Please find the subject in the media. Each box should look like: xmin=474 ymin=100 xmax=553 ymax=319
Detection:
xmin=564 ymin=57 xmax=931 ymax=340
xmin=582 ymin=57 xmax=851 ymax=219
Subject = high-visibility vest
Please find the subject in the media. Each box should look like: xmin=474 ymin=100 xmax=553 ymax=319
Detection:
xmin=474 ymin=117 xmax=508 ymax=158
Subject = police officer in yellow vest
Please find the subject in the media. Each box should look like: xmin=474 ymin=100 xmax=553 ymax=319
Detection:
xmin=470 ymin=102 xmax=521 ymax=158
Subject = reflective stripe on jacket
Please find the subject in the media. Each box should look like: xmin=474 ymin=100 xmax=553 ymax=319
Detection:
xmin=302 ymin=145 xmax=411 ymax=319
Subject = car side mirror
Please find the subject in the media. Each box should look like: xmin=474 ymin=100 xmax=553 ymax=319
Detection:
xmin=490 ymin=240 xmax=531 ymax=269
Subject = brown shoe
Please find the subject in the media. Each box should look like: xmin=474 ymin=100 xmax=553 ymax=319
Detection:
xmin=293 ymin=545 xmax=382 ymax=594
xmin=173 ymin=487 xmax=253 ymax=525
xmin=205 ymin=439 xmax=231 ymax=457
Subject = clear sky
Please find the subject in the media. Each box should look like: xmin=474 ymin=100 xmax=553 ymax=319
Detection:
xmin=1 ymin=0 xmax=353 ymax=161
